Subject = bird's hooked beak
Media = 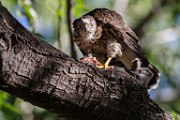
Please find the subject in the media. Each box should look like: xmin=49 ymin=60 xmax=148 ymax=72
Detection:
xmin=84 ymin=23 xmax=94 ymax=34
xmin=84 ymin=23 xmax=88 ymax=29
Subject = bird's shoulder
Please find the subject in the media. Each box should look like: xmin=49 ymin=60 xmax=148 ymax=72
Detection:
xmin=85 ymin=8 xmax=125 ymax=28
xmin=83 ymin=8 xmax=149 ymax=63
xmin=85 ymin=8 xmax=139 ymax=43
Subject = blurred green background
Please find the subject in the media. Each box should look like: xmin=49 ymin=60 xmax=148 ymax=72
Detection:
xmin=0 ymin=0 xmax=180 ymax=120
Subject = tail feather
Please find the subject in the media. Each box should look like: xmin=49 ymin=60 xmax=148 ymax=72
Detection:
xmin=147 ymin=64 xmax=160 ymax=89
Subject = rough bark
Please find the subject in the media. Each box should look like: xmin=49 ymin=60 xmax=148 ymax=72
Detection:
xmin=0 ymin=2 xmax=173 ymax=120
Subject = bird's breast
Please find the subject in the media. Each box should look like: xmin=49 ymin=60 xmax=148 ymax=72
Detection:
xmin=79 ymin=37 xmax=106 ymax=52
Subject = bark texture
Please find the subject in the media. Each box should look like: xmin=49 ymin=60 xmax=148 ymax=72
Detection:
xmin=0 ymin=2 xmax=173 ymax=120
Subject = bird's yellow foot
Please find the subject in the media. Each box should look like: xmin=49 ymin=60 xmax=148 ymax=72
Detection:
xmin=80 ymin=57 xmax=114 ymax=69
xmin=96 ymin=62 xmax=104 ymax=68
xmin=96 ymin=62 xmax=114 ymax=69
xmin=98 ymin=57 xmax=114 ymax=69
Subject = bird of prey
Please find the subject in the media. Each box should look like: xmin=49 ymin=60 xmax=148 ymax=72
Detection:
xmin=73 ymin=8 xmax=160 ymax=89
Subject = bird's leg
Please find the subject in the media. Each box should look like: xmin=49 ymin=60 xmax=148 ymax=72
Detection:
xmin=96 ymin=57 xmax=114 ymax=69
xmin=104 ymin=57 xmax=113 ymax=69
xmin=131 ymin=58 xmax=141 ymax=70
xmin=97 ymin=42 xmax=122 ymax=69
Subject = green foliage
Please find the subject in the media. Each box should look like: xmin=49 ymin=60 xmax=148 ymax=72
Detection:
xmin=0 ymin=0 xmax=17 ymax=11
xmin=20 ymin=1 xmax=35 ymax=22
xmin=0 ymin=91 xmax=22 ymax=120
xmin=56 ymin=0 xmax=66 ymax=18
xmin=171 ymin=111 xmax=180 ymax=120
xmin=73 ymin=0 xmax=87 ymax=17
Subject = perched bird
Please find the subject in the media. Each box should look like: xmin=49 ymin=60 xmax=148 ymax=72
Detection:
xmin=73 ymin=8 xmax=160 ymax=89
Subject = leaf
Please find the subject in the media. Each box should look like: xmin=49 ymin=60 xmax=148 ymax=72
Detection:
xmin=3 ymin=103 xmax=22 ymax=115
xmin=0 ymin=91 xmax=9 ymax=108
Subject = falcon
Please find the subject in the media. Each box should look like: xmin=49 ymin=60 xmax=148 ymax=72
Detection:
xmin=73 ymin=8 xmax=160 ymax=89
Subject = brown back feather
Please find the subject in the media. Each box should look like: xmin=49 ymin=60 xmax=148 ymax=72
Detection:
xmin=85 ymin=8 xmax=148 ymax=64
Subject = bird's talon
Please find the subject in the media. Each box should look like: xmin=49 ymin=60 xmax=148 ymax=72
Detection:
xmin=96 ymin=64 xmax=114 ymax=69
xmin=96 ymin=62 xmax=104 ymax=68
xmin=104 ymin=65 xmax=114 ymax=69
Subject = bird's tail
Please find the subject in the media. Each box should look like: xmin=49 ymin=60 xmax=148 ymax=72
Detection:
xmin=147 ymin=64 xmax=160 ymax=89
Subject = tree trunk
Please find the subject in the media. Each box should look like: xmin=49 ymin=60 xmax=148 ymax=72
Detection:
xmin=0 ymin=2 xmax=173 ymax=120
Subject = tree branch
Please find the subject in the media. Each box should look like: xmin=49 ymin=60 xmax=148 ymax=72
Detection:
xmin=66 ymin=0 xmax=77 ymax=58
xmin=57 ymin=2 xmax=62 ymax=49
xmin=0 ymin=3 xmax=173 ymax=120
xmin=133 ymin=0 xmax=170 ymax=38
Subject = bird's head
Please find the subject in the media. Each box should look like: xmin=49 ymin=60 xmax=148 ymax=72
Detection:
xmin=73 ymin=15 xmax=97 ymax=39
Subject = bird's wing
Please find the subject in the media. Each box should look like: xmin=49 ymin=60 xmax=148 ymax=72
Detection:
xmin=120 ymin=29 xmax=149 ymax=64
xmin=84 ymin=8 xmax=139 ymax=43
xmin=85 ymin=8 xmax=149 ymax=64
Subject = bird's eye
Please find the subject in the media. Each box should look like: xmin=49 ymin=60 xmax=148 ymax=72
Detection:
xmin=90 ymin=17 xmax=94 ymax=21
